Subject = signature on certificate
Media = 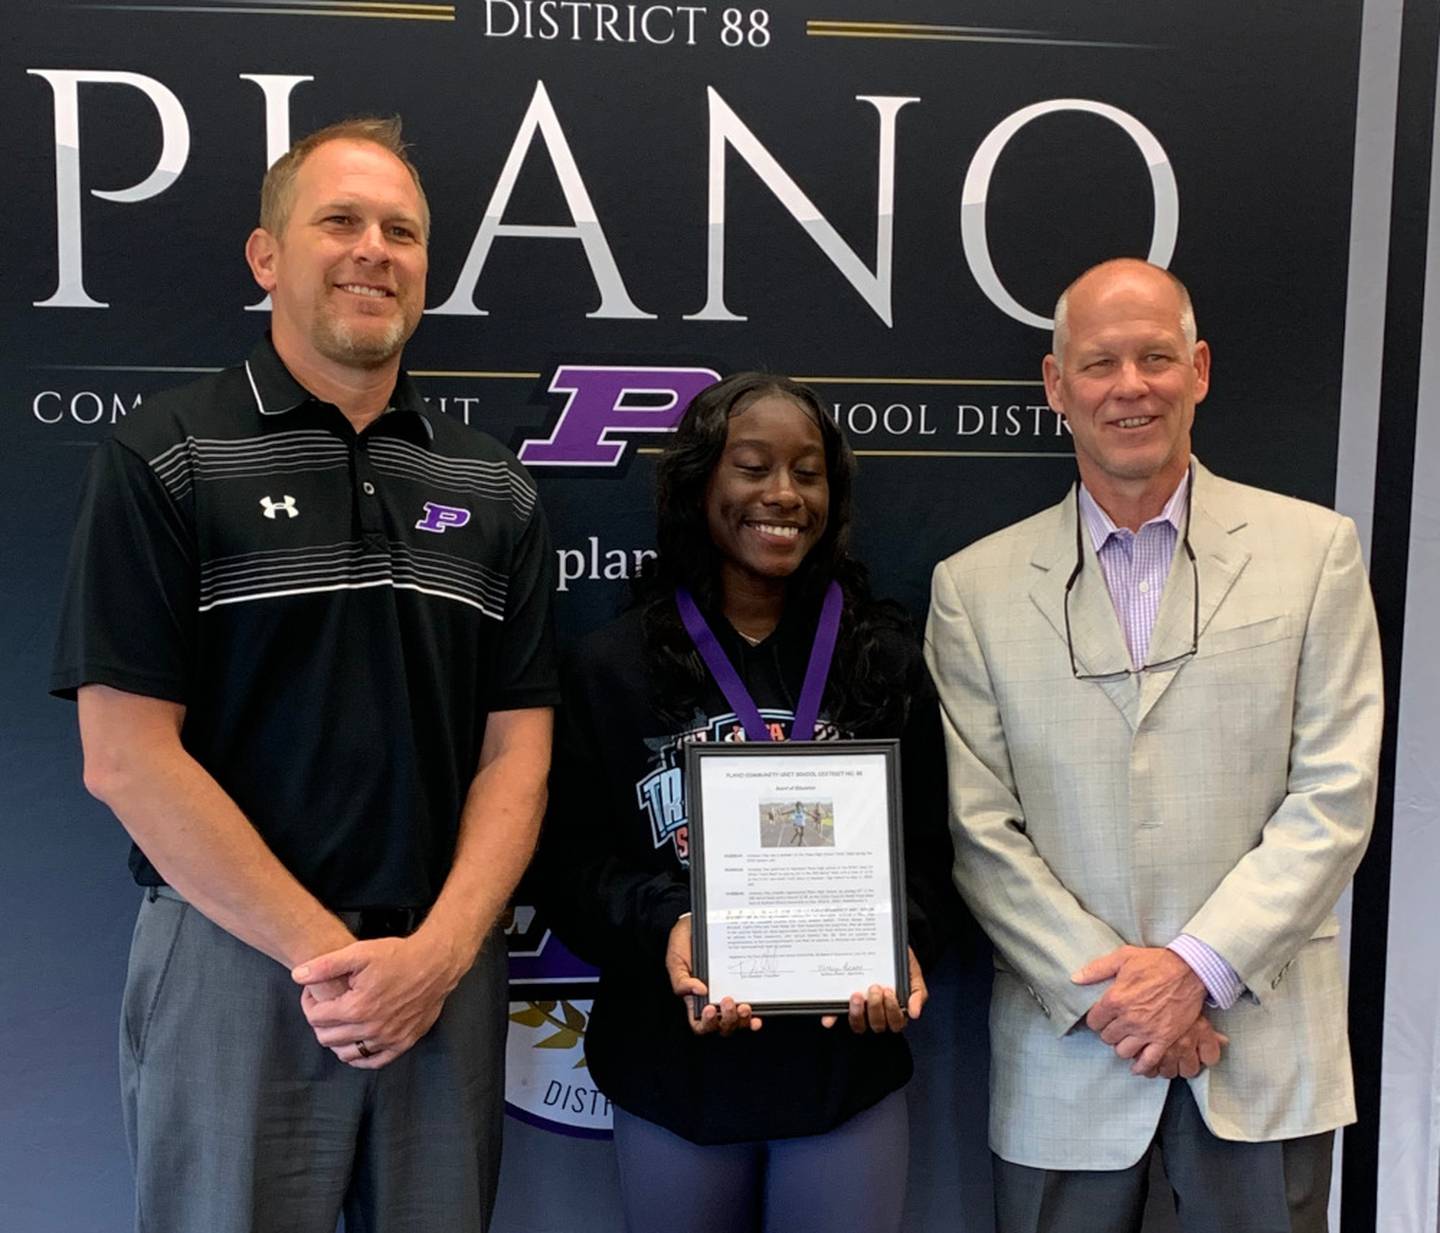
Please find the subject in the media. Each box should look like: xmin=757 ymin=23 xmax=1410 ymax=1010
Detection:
xmin=734 ymin=950 xmax=780 ymax=979
xmin=817 ymin=962 xmax=867 ymax=978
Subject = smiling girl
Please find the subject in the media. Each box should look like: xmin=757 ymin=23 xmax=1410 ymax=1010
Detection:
xmin=537 ymin=372 xmax=959 ymax=1233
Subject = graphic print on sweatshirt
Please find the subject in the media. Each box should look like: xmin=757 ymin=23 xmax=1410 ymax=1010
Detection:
xmin=635 ymin=708 xmax=841 ymax=864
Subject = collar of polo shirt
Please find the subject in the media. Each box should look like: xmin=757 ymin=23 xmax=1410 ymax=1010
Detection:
xmin=242 ymin=333 xmax=435 ymax=445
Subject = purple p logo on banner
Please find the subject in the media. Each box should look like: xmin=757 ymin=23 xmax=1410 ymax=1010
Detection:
xmin=517 ymin=366 xmax=721 ymax=466
xmin=416 ymin=502 xmax=472 ymax=533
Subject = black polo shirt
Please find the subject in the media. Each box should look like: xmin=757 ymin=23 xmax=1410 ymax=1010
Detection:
xmin=52 ymin=336 xmax=559 ymax=909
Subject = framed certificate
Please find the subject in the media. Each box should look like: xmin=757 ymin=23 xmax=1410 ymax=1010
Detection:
xmin=684 ymin=739 xmax=908 ymax=1015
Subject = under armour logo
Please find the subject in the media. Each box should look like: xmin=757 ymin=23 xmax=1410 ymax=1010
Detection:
xmin=260 ymin=495 xmax=298 ymax=520
xmin=416 ymin=502 xmax=471 ymax=534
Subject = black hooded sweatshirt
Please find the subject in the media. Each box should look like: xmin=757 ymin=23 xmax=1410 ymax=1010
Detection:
xmin=536 ymin=593 xmax=960 ymax=1145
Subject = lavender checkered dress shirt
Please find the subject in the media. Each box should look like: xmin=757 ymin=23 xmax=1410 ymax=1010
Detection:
xmin=1078 ymin=471 xmax=1245 ymax=1009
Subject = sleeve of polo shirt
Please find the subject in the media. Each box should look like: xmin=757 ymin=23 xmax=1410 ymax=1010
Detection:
xmin=490 ymin=482 xmax=560 ymax=710
xmin=50 ymin=439 xmax=196 ymax=703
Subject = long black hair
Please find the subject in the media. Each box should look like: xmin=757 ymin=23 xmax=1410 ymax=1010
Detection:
xmin=634 ymin=372 xmax=914 ymax=731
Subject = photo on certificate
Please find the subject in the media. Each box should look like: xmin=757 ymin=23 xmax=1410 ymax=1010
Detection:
xmin=685 ymin=740 xmax=907 ymax=1015
xmin=758 ymin=798 xmax=835 ymax=849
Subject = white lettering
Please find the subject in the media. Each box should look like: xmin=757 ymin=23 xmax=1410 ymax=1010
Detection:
xmin=556 ymin=547 xmax=586 ymax=592
xmin=845 ymin=403 xmax=877 ymax=435
xmin=240 ymin=73 xmax=314 ymax=312
xmin=70 ymin=390 xmax=104 ymax=424
xmin=881 ymin=402 xmax=912 ymax=435
xmin=483 ymin=3 xmax=701 ymax=44
xmin=957 ymin=405 xmax=985 ymax=436
xmin=555 ymin=536 xmax=656 ymax=591
xmin=686 ymin=90 xmax=919 ymax=325
xmin=641 ymin=4 xmax=673 ymax=42
xmin=485 ymin=0 xmax=520 ymax=35
xmin=32 ymin=391 xmax=63 ymax=424
xmin=432 ymin=80 xmax=653 ymax=319
xmin=424 ymin=394 xmax=483 ymax=425
xmin=29 ymin=70 xmax=191 ymax=308
xmin=32 ymin=389 xmax=144 ymax=425
xmin=961 ymin=99 xmax=1179 ymax=329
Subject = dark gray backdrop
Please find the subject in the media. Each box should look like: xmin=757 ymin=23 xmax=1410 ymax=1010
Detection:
xmin=2 ymin=1 xmax=1371 ymax=1229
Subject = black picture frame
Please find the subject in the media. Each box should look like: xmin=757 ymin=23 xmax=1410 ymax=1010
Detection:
xmin=684 ymin=738 xmax=908 ymax=1016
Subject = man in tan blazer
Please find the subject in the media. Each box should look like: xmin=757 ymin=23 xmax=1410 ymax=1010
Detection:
xmin=925 ymin=259 xmax=1382 ymax=1232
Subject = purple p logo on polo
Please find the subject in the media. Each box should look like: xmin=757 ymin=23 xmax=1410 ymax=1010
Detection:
xmin=416 ymin=502 xmax=472 ymax=534
xmin=517 ymin=365 xmax=721 ymax=467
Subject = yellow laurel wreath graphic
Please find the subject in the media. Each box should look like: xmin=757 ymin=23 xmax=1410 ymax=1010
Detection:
xmin=509 ymin=1000 xmax=590 ymax=1069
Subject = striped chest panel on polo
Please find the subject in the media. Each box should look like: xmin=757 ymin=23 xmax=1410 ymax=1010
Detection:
xmin=147 ymin=421 xmax=535 ymax=621
xmin=80 ymin=342 xmax=556 ymax=908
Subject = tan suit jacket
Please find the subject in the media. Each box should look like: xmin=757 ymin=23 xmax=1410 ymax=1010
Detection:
xmin=924 ymin=461 xmax=1382 ymax=1170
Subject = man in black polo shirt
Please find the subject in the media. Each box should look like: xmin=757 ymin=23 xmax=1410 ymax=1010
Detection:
xmin=51 ymin=117 xmax=557 ymax=1232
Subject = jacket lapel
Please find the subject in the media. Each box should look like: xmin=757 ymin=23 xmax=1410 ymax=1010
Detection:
xmin=1136 ymin=462 xmax=1251 ymax=725
xmin=1028 ymin=485 xmax=1140 ymax=729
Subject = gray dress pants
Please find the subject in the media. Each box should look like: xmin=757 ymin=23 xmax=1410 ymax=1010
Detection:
xmin=994 ymin=1077 xmax=1334 ymax=1233
xmin=121 ymin=889 xmax=508 ymax=1233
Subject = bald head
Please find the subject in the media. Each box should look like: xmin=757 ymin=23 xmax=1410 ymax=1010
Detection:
xmin=1052 ymin=259 xmax=1196 ymax=361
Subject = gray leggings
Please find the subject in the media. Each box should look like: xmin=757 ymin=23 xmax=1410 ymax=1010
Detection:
xmin=611 ymin=1089 xmax=909 ymax=1233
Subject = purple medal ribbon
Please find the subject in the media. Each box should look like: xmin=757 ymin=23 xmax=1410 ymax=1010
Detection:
xmin=675 ymin=580 xmax=843 ymax=742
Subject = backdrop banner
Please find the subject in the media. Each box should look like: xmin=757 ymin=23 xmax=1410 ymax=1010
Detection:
xmin=2 ymin=1 xmax=1367 ymax=1229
